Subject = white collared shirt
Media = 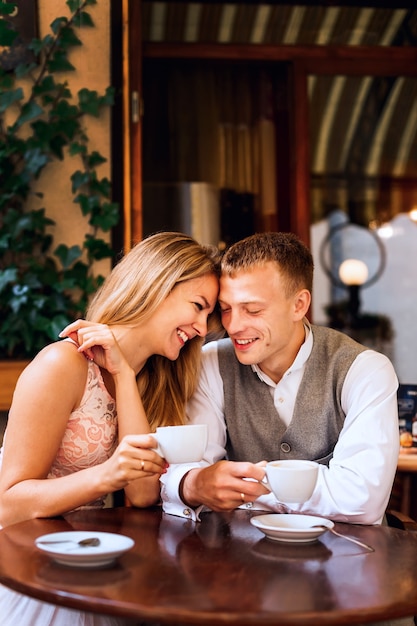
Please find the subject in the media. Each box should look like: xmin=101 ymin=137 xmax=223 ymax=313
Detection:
xmin=250 ymin=322 xmax=314 ymax=428
xmin=161 ymin=326 xmax=399 ymax=524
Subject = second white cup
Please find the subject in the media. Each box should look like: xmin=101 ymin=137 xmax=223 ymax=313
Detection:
xmin=155 ymin=424 xmax=208 ymax=464
xmin=263 ymin=459 xmax=319 ymax=503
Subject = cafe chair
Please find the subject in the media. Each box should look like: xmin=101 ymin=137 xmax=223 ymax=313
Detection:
xmin=385 ymin=508 xmax=417 ymax=531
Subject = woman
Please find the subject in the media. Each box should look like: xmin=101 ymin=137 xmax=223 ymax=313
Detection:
xmin=0 ymin=231 xmax=221 ymax=626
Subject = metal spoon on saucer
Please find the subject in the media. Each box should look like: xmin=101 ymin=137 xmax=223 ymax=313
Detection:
xmin=37 ymin=537 xmax=101 ymax=547
xmin=312 ymin=525 xmax=374 ymax=552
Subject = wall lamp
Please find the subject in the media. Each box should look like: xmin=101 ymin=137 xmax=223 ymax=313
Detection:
xmin=319 ymin=222 xmax=386 ymax=328
xmin=338 ymin=258 xmax=369 ymax=323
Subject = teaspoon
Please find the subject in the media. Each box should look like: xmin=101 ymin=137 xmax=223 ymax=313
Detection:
xmin=312 ymin=525 xmax=374 ymax=552
xmin=37 ymin=537 xmax=101 ymax=547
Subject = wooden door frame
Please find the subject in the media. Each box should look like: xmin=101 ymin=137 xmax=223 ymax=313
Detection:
xmin=123 ymin=4 xmax=417 ymax=246
xmin=121 ymin=0 xmax=143 ymax=251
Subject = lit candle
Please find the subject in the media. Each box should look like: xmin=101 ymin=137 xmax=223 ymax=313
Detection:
xmin=339 ymin=259 xmax=369 ymax=286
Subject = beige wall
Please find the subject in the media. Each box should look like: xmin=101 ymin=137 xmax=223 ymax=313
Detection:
xmin=36 ymin=0 xmax=112 ymax=276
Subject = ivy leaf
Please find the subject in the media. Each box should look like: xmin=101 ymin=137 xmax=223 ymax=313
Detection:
xmin=71 ymin=170 xmax=90 ymax=192
xmin=15 ymin=61 xmax=37 ymax=79
xmin=69 ymin=141 xmax=87 ymax=156
xmin=33 ymin=75 xmax=56 ymax=95
xmin=23 ymin=148 xmax=49 ymax=176
xmin=100 ymin=86 xmax=115 ymax=106
xmin=0 ymin=86 xmax=23 ymax=113
xmin=84 ymin=235 xmax=113 ymax=260
xmin=47 ymin=51 xmax=75 ymax=73
xmin=67 ymin=0 xmax=81 ymax=12
xmin=10 ymin=284 xmax=29 ymax=312
xmin=29 ymin=37 xmax=49 ymax=56
xmin=86 ymin=151 xmax=107 ymax=168
xmin=48 ymin=314 xmax=74 ymax=340
xmin=91 ymin=202 xmax=120 ymax=231
xmin=0 ymin=3 xmax=17 ymax=17
xmin=90 ymin=176 xmax=111 ymax=197
xmin=17 ymin=100 xmax=43 ymax=126
xmin=59 ymin=25 xmax=83 ymax=47
xmin=73 ymin=11 xmax=94 ymax=28
xmin=0 ymin=268 xmax=18 ymax=293
xmin=78 ymin=88 xmax=101 ymax=116
xmin=49 ymin=134 xmax=67 ymax=160
xmin=54 ymin=244 xmax=82 ymax=269
xmin=74 ymin=192 xmax=97 ymax=216
xmin=0 ymin=72 xmax=14 ymax=89
xmin=50 ymin=17 xmax=68 ymax=35
xmin=0 ymin=17 xmax=17 ymax=46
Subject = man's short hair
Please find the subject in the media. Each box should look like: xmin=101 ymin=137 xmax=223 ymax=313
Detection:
xmin=221 ymin=231 xmax=314 ymax=295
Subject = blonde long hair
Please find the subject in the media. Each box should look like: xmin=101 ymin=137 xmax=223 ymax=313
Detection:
xmin=86 ymin=232 xmax=222 ymax=428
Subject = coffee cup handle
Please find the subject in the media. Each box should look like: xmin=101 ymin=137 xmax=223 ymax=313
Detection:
xmin=150 ymin=434 xmax=164 ymax=458
xmin=260 ymin=474 xmax=272 ymax=492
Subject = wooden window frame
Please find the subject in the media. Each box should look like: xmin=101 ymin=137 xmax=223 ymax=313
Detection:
xmin=122 ymin=1 xmax=417 ymax=247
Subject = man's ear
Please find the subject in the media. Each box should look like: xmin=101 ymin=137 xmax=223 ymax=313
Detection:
xmin=293 ymin=289 xmax=311 ymax=320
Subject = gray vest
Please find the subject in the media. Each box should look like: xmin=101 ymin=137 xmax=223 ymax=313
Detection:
xmin=217 ymin=325 xmax=367 ymax=465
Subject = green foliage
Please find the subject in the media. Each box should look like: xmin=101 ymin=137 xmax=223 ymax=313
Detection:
xmin=0 ymin=0 xmax=119 ymax=358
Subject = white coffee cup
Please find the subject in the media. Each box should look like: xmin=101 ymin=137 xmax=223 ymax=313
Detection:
xmin=263 ymin=459 xmax=319 ymax=503
xmin=155 ymin=424 xmax=208 ymax=464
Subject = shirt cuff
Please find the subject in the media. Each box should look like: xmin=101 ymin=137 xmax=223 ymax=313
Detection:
xmin=251 ymin=492 xmax=290 ymax=513
xmin=160 ymin=462 xmax=203 ymax=521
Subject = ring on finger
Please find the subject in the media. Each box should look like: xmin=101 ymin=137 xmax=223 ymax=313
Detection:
xmin=141 ymin=460 xmax=145 ymax=471
xmin=240 ymin=492 xmax=245 ymax=503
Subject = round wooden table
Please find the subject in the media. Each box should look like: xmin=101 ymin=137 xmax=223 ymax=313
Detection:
xmin=0 ymin=506 xmax=417 ymax=625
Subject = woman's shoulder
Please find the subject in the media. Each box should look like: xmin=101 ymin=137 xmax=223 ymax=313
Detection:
xmin=18 ymin=340 xmax=89 ymax=391
xmin=6 ymin=340 xmax=91 ymax=416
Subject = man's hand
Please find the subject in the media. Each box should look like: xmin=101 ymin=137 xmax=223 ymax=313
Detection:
xmin=181 ymin=460 xmax=270 ymax=511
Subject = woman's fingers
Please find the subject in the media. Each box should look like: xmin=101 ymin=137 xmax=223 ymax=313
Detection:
xmin=59 ymin=319 xmax=92 ymax=337
xmin=118 ymin=435 xmax=168 ymax=474
xmin=60 ymin=322 xmax=126 ymax=368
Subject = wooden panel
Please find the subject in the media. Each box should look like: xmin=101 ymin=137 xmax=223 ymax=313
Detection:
xmin=291 ymin=61 xmax=311 ymax=246
xmin=128 ymin=0 xmax=143 ymax=246
xmin=143 ymin=43 xmax=417 ymax=77
xmin=0 ymin=361 xmax=29 ymax=411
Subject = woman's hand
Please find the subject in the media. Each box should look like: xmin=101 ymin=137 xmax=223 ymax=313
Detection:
xmin=103 ymin=434 xmax=168 ymax=492
xmin=59 ymin=320 xmax=129 ymax=376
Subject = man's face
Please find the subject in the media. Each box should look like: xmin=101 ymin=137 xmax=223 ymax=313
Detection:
xmin=218 ymin=262 xmax=307 ymax=378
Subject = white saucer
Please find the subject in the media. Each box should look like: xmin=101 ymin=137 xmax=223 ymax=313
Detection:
xmin=35 ymin=531 xmax=135 ymax=568
xmin=250 ymin=514 xmax=334 ymax=544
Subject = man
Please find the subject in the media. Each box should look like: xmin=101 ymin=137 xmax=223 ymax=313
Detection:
xmin=161 ymin=231 xmax=399 ymax=526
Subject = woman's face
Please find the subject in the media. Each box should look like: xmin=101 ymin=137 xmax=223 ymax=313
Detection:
xmin=146 ymin=273 xmax=219 ymax=360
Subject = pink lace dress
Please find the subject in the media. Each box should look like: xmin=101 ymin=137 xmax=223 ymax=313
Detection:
xmin=0 ymin=360 xmax=133 ymax=626
xmin=47 ymin=358 xmax=118 ymax=509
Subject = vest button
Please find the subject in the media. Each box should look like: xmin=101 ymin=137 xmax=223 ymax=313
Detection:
xmin=280 ymin=442 xmax=291 ymax=453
